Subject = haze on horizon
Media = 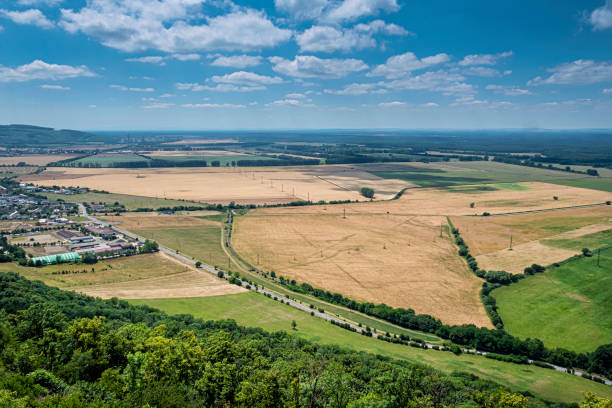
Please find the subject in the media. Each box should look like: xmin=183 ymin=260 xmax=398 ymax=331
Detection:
xmin=1 ymin=0 xmax=611 ymax=130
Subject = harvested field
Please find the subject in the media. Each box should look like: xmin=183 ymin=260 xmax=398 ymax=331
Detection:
xmin=476 ymin=224 xmax=612 ymax=274
xmin=254 ymin=182 xmax=612 ymax=216
xmin=451 ymin=205 xmax=612 ymax=256
xmin=0 ymin=154 xmax=76 ymax=166
xmin=72 ymin=269 xmax=245 ymax=299
xmin=24 ymin=165 xmax=410 ymax=204
xmin=1 ymin=252 xmax=244 ymax=299
xmin=102 ymin=214 xmax=221 ymax=230
xmin=233 ymin=213 xmax=491 ymax=327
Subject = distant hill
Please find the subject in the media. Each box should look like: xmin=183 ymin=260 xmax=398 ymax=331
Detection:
xmin=0 ymin=124 xmax=114 ymax=147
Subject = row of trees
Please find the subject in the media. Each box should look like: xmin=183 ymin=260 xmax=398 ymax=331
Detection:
xmin=276 ymin=273 xmax=610 ymax=378
xmin=0 ymin=272 xmax=579 ymax=408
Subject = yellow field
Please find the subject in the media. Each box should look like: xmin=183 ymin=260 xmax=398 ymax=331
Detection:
xmin=0 ymin=154 xmax=76 ymax=166
xmin=2 ymin=252 xmax=244 ymax=299
xmin=451 ymin=206 xmax=612 ymax=273
xmin=233 ymin=213 xmax=491 ymax=327
xmin=102 ymin=214 xmax=221 ymax=230
xmin=254 ymin=182 xmax=612 ymax=216
xmin=23 ymin=165 xmax=410 ymax=204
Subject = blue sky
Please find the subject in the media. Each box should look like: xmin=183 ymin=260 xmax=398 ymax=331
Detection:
xmin=1 ymin=0 xmax=611 ymax=130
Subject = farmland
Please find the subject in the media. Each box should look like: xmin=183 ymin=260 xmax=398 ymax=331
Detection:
xmin=24 ymin=164 xmax=411 ymax=204
xmin=233 ymin=213 xmax=491 ymax=327
xmin=0 ymin=154 xmax=77 ymax=166
xmin=103 ymin=213 xmax=228 ymax=268
xmin=0 ymin=251 xmax=244 ymax=299
xmin=42 ymin=191 xmax=202 ymax=210
xmin=451 ymin=206 xmax=612 ymax=274
xmin=494 ymin=247 xmax=612 ymax=352
xmin=130 ymin=293 xmax=612 ymax=403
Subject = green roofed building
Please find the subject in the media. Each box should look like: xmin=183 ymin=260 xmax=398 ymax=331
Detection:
xmin=31 ymin=252 xmax=80 ymax=265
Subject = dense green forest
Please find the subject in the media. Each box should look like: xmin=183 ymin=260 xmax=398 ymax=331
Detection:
xmin=2 ymin=272 xmax=609 ymax=407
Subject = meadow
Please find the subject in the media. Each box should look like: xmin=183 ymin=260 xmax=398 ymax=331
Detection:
xmin=43 ymin=191 xmax=201 ymax=210
xmin=367 ymin=161 xmax=591 ymax=187
xmin=103 ymin=213 xmax=229 ymax=268
xmin=494 ymin=247 xmax=612 ymax=352
xmin=130 ymin=293 xmax=612 ymax=403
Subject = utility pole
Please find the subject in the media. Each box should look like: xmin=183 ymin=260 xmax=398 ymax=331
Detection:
xmin=597 ymin=248 xmax=601 ymax=267
xmin=509 ymin=234 xmax=513 ymax=251
xmin=308 ymin=192 xmax=310 ymax=202
xmin=343 ymin=208 xmax=346 ymax=219
xmin=440 ymin=223 xmax=443 ymax=238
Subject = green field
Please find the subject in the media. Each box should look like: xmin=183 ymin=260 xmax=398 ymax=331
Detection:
xmin=70 ymin=154 xmax=149 ymax=167
xmin=543 ymin=229 xmax=612 ymax=251
xmin=44 ymin=191 xmax=201 ymax=210
xmin=548 ymin=178 xmax=612 ymax=192
xmin=157 ymin=154 xmax=277 ymax=165
xmin=370 ymin=161 xmax=591 ymax=187
xmin=130 ymin=293 xmax=612 ymax=403
xmin=131 ymin=225 xmax=228 ymax=267
xmin=495 ymin=248 xmax=612 ymax=352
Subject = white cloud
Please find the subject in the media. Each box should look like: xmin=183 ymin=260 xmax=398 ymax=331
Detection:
xmin=88 ymin=104 xmax=97 ymax=108
xmin=160 ymin=93 xmax=176 ymax=98
xmin=176 ymin=71 xmax=283 ymax=92
xmin=266 ymin=98 xmax=303 ymax=106
xmin=172 ymin=53 xmax=200 ymax=61
xmin=17 ymin=0 xmax=63 ymax=5
xmin=0 ymin=60 xmax=95 ymax=82
xmin=275 ymin=0 xmax=399 ymax=23
xmin=126 ymin=56 xmax=166 ymax=65
xmin=485 ymin=84 xmax=531 ymax=96
xmin=286 ymin=92 xmax=306 ymax=98
xmin=126 ymin=54 xmax=200 ymax=64
xmin=462 ymin=66 xmax=504 ymax=77
xmin=604 ymin=88 xmax=612 ymax=94
xmin=458 ymin=51 xmax=513 ymax=66
xmin=41 ymin=84 xmax=70 ymax=90
xmin=378 ymin=101 xmax=406 ymax=107
xmin=368 ymin=52 xmax=450 ymax=79
xmin=589 ymin=0 xmax=612 ymax=30
xmin=274 ymin=0 xmax=329 ymax=20
xmin=421 ymin=102 xmax=439 ymax=108
xmin=528 ymin=60 xmax=612 ymax=85
xmin=211 ymin=71 xmax=284 ymax=85
xmin=209 ymin=54 xmax=263 ymax=68
xmin=451 ymin=96 xmax=488 ymax=106
xmin=324 ymin=0 xmax=399 ymax=23
xmin=270 ymin=55 xmax=368 ymax=78
xmin=379 ymin=70 xmax=474 ymax=96
xmin=143 ymin=102 xmax=174 ymax=109
xmin=60 ymin=3 xmax=291 ymax=53
xmin=182 ymin=103 xmax=246 ymax=108
xmin=324 ymin=82 xmax=377 ymax=95
xmin=297 ymin=20 xmax=409 ymax=53
xmin=110 ymin=85 xmax=154 ymax=92
xmin=0 ymin=8 xmax=54 ymax=29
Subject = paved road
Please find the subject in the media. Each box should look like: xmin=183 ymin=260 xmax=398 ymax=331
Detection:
xmin=79 ymin=204 xmax=611 ymax=386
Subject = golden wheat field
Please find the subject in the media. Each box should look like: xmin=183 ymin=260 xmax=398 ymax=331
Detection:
xmin=0 ymin=154 xmax=77 ymax=166
xmin=24 ymin=165 xmax=411 ymax=204
xmin=253 ymin=182 xmax=612 ymax=216
xmin=233 ymin=213 xmax=492 ymax=327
